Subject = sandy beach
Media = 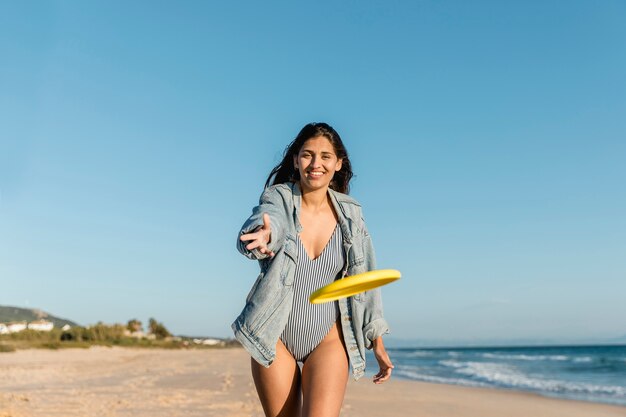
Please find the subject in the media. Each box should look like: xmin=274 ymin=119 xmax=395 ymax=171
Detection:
xmin=0 ymin=346 xmax=624 ymax=417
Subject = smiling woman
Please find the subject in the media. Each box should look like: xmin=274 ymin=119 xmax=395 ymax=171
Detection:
xmin=295 ymin=136 xmax=343 ymax=196
xmin=233 ymin=122 xmax=393 ymax=417
xmin=264 ymin=123 xmax=353 ymax=194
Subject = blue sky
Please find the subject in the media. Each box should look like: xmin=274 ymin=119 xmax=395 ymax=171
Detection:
xmin=1 ymin=1 xmax=625 ymax=345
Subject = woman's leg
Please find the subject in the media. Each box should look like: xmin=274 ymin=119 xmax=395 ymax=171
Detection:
xmin=300 ymin=322 xmax=349 ymax=417
xmin=251 ymin=339 xmax=302 ymax=417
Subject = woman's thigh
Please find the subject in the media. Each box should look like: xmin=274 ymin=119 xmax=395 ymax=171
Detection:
xmin=251 ymin=339 xmax=301 ymax=417
xmin=301 ymin=322 xmax=349 ymax=417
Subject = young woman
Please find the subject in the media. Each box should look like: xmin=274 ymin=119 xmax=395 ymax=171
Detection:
xmin=233 ymin=122 xmax=393 ymax=417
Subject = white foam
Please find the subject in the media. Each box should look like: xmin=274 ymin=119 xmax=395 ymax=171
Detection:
xmin=394 ymin=368 xmax=490 ymax=388
xmin=482 ymin=353 xmax=569 ymax=361
xmin=405 ymin=350 xmax=435 ymax=358
xmin=451 ymin=361 xmax=626 ymax=397
xmin=439 ymin=359 xmax=464 ymax=368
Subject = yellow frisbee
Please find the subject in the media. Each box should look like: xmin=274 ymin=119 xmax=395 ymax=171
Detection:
xmin=309 ymin=269 xmax=401 ymax=304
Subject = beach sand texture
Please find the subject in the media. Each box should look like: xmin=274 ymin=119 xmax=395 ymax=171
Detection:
xmin=1 ymin=346 xmax=624 ymax=417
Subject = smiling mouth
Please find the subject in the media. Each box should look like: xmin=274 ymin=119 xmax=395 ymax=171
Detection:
xmin=307 ymin=171 xmax=325 ymax=179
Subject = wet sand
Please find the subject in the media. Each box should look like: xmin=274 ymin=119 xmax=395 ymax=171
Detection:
xmin=0 ymin=346 xmax=624 ymax=417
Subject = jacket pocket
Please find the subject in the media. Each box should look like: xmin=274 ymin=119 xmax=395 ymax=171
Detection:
xmin=348 ymin=243 xmax=365 ymax=269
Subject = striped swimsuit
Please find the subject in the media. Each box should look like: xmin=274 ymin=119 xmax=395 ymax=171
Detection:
xmin=280 ymin=225 xmax=345 ymax=362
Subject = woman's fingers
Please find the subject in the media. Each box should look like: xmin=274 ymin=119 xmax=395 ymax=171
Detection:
xmin=373 ymin=366 xmax=392 ymax=384
xmin=244 ymin=239 xmax=261 ymax=250
xmin=373 ymin=361 xmax=393 ymax=384
xmin=243 ymin=239 xmax=274 ymax=257
xmin=240 ymin=214 xmax=272 ymax=243
xmin=240 ymin=231 xmax=257 ymax=242
xmin=241 ymin=230 xmax=261 ymax=246
xmin=260 ymin=247 xmax=275 ymax=257
xmin=239 ymin=214 xmax=274 ymax=257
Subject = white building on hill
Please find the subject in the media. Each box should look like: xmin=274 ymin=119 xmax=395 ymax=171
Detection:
xmin=0 ymin=320 xmax=55 ymax=333
xmin=6 ymin=322 xmax=27 ymax=333
xmin=28 ymin=320 xmax=54 ymax=331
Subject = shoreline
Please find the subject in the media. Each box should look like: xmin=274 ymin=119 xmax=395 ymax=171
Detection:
xmin=1 ymin=346 xmax=624 ymax=417
xmin=386 ymin=371 xmax=624 ymax=408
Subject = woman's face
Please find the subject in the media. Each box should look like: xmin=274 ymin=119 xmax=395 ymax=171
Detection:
xmin=294 ymin=135 xmax=343 ymax=193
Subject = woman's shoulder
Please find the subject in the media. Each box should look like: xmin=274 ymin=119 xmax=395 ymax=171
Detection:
xmin=264 ymin=182 xmax=294 ymax=194
xmin=260 ymin=183 xmax=295 ymax=202
xmin=329 ymin=188 xmax=362 ymax=208
xmin=329 ymin=189 xmax=366 ymax=225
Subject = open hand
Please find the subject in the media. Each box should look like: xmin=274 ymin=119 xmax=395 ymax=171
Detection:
xmin=240 ymin=213 xmax=274 ymax=257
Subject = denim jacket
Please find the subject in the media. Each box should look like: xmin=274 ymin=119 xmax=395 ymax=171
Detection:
xmin=232 ymin=182 xmax=389 ymax=380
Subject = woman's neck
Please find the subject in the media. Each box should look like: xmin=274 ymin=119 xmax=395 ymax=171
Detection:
xmin=300 ymin=185 xmax=329 ymax=212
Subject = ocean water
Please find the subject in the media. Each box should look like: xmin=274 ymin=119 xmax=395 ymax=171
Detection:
xmin=365 ymin=344 xmax=626 ymax=406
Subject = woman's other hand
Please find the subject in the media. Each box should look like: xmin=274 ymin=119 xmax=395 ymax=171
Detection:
xmin=372 ymin=336 xmax=394 ymax=384
xmin=240 ymin=213 xmax=275 ymax=257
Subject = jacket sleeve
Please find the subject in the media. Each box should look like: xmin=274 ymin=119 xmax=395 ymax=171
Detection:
xmin=236 ymin=186 xmax=288 ymax=260
xmin=360 ymin=219 xmax=391 ymax=349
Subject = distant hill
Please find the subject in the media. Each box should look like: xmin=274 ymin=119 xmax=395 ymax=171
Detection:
xmin=0 ymin=305 xmax=79 ymax=328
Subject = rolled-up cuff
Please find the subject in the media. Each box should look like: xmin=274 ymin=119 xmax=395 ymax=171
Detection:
xmin=363 ymin=318 xmax=390 ymax=350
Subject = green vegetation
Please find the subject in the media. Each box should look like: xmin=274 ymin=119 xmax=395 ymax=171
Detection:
xmin=0 ymin=320 xmax=239 ymax=352
xmin=0 ymin=305 xmax=239 ymax=352
xmin=148 ymin=317 xmax=171 ymax=339
xmin=126 ymin=319 xmax=143 ymax=332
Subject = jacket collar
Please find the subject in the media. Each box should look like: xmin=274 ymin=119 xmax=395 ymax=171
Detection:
xmin=289 ymin=182 xmax=353 ymax=243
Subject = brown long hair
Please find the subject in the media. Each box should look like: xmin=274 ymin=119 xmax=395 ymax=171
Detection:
xmin=265 ymin=122 xmax=353 ymax=194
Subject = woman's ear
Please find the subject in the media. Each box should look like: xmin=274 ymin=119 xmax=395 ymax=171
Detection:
xmin=335 ymin=158 xmax=343 ymax=172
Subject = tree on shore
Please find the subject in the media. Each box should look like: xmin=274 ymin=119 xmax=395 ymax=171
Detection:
xmin=148 ymin=318 xmax=171 ymax=339
xmin=126 ymin=319 xmax=143 ymax=333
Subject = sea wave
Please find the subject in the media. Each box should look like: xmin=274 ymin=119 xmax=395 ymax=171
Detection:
xmin=440 ymin=360 xmax=626 ymax=397
xmin=394 ymin=367 xmax=490 ymax=388
xmin=404 ymin=350 xmax=435 ymax=358
xmin=377 ymin=346 xmax=626 ymax=406
xmin=481 ymin=353 xmax=569 ymax=361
